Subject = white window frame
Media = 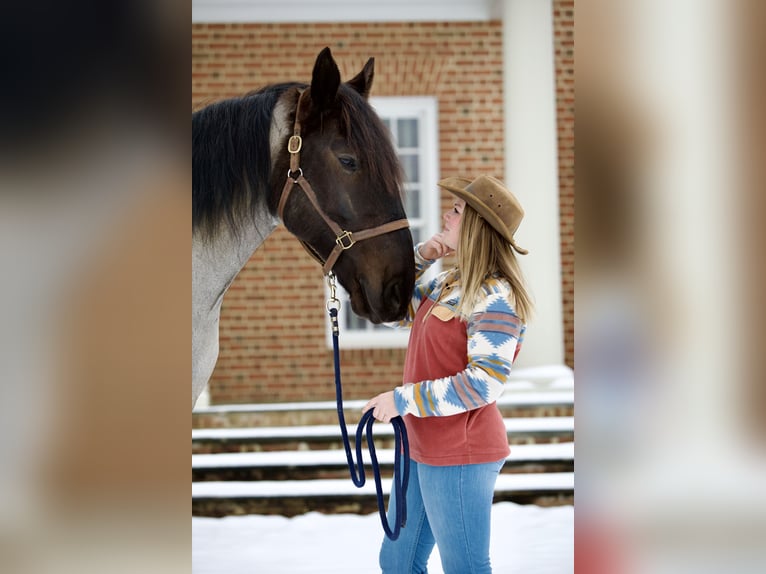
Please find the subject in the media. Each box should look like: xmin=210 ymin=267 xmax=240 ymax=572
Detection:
xmin=325 ymin=96 xmax=441 ymax=349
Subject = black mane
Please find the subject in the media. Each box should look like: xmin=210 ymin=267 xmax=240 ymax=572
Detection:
xmin=192 ymin=82 xmax=301 ymax=240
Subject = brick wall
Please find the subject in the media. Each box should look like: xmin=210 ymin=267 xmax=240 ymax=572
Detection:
xmin=192 ymin=15 xmax=574 ymax=404
xmin=553 ymin=0 xmax=575 ymax=368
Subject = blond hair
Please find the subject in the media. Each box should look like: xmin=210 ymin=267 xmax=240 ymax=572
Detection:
xmin=447 ymin=205 xmax=533 ymax=323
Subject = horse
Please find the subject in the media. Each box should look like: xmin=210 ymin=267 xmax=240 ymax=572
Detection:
xmin=192 ymin=47 xmax=415 ymax=408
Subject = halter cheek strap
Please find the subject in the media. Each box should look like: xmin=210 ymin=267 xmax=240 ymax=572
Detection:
xmin=277 ymin=90 xmax=410 ymax=275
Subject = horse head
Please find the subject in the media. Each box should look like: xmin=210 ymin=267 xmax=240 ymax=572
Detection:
xmin=273 ymin=48 xmax=415 ymax=323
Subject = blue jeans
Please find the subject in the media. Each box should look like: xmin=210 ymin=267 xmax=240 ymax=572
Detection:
xmin=379 ymin=457 xmax=504 ymax=574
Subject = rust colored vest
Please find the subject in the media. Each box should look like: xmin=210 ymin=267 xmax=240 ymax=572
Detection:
xmin=402 ymin=298 xmax=510 ymax=466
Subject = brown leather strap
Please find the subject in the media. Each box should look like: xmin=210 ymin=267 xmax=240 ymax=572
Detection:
xmin=288 ymin=89 xmax=306 ymax=175
xmin=280 ymin=173 xmax=409 ymax=273
xmin=277 ymin=175 xmax=295 ymax=221
xmin=293 ymin=175 xmax=345 ymax=237
xmin=346 ymin=218 xmax=411 ymax=243
xmin=320 ymin=218 xmax=409 ymax=274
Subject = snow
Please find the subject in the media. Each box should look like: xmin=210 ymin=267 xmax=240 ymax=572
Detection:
xmin=192 ymin=442 xmax=574 ymax=468
xmin=192 ymin=472 xmax=574 ymax=498
xmin=192 ymin=502 xmax=573 ymax=573
xmin=191 ymin=366 xmax=575 ymax=572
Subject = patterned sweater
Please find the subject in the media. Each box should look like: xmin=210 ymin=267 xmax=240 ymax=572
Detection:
xmin=392 ymin=245 xmax=526 ymax=418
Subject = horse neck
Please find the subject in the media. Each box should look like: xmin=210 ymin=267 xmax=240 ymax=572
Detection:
xmin=192 ymin=207 xmax=278 ymax=318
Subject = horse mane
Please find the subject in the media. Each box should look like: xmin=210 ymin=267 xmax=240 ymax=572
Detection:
xmin=192 ymin=82 xmax=301 ymax=241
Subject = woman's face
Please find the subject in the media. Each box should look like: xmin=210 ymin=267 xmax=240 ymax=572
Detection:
xmin=442 ymin=198 xmax=465 ymax=251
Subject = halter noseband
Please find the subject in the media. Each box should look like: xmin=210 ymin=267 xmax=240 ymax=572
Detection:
xmin=277 ymin=90 xmax=410 ymax=275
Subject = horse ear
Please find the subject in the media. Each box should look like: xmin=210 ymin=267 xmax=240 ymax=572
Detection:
xmin=309 ymin=47 xmax=341 ymax=111
xmin=347 ymin=57 xmax=375 ymax=99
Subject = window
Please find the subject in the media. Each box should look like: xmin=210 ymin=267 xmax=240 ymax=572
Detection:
xmin=325 ymin=96 xmax=441 ymax=349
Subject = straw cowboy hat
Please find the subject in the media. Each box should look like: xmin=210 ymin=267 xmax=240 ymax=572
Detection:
xmin=437 ymin=175 xmax=528 ymax=255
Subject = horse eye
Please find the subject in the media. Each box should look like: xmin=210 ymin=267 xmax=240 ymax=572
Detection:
xmin=338 ymin=155 xmax=358 ymax=172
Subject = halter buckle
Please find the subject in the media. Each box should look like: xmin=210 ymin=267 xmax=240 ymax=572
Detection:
xmin=287 ymin=135 xmax=302 ymax=154
xmin=335 ymin=231 xmax=355 ymax=250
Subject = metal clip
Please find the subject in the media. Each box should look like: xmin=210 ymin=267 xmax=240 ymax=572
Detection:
xmin=326 ymin=273 xmax=341 ymax=316
xmin=286 ymin=167 xmax=303 ymax=183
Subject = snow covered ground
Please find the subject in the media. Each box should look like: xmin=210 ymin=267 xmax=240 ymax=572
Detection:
xmin=192 ymin=502 xmax=573 ymax=573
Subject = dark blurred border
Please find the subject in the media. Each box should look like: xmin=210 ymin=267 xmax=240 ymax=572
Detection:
xmin=0 ymin=1 xmax=186 ymax=157
xmin=576 ymin=0 xmax=766 ymax=572
xmin=0 ymin=2 xmax=189 ymax=572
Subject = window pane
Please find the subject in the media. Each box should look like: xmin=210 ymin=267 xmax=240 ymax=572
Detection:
xmin=400 ymin=154 xmax=419 ymax=183
xmin=346 ymin=310 xmax=367 ymax=330
xmin=406 ymin=187 xmax=420 ymax=217
xmin=397 ymin=118 xmax=419 ymax=147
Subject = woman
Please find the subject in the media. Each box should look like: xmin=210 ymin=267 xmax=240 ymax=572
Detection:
xmin=363 ymin=175 xmax=533 ymax=573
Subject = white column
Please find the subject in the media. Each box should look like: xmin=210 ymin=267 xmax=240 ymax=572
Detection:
xmin=502 ymin=0 xmax=564 ymax=367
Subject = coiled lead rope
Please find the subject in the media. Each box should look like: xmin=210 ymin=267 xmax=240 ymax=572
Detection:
xmin=327 ymin=273 xmax=409 ymax=540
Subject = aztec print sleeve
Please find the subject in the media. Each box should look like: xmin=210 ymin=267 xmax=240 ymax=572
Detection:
xmin=393 ymin=289 xmax=525 ymax=417
xmin=386 ymin=243 xmax=440 ymax=329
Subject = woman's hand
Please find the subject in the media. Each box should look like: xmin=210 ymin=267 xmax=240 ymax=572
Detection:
xmin=419 ymin=232 xmax=453 ymax=260
xmin=362 ymin=391 xmax=399 ymax=424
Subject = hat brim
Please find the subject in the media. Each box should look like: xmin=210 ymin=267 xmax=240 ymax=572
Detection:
xmin=437 ymin=178 xmax=528 ymax=255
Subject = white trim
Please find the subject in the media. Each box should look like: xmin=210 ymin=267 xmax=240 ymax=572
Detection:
xmin=193 ymin=443 xmax=574 ymax=468
xmin=193 ymin=472 xmax=573 ymax=497
xmin=370 ymin=96 xmax=441 ymax=249
xmin=192 ymin=0 xmax=502 ymax=23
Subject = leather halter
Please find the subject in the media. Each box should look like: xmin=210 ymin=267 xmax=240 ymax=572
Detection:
xmin=277 ymin=90 xmax=410 ymax=275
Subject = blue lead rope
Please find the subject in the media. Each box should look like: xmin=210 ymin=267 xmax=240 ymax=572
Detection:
xmin=329 ymin=305 xmax=410 ymax=540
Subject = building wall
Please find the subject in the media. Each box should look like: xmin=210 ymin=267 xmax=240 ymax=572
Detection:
xmin=192 ymin=9 xmax=574 ymax=404
xmin=552 ymin=0 xmax=575 ymax=368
